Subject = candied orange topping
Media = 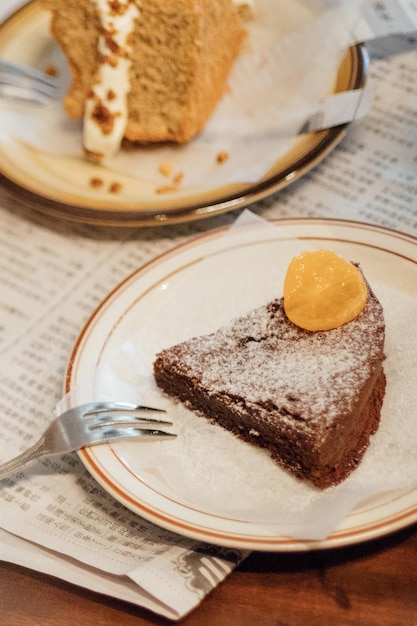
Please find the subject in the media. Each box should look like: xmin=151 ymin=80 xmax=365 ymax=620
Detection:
xmin=283 ymin=250 xmax=368 ymax=331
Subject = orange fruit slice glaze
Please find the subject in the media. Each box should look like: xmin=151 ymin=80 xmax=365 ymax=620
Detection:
xmin=283 ymin=250 xmax=368 ymax=331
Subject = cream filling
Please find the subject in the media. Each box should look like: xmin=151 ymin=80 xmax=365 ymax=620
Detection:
xmin=84 ymin=0 xmax=140 ymax=159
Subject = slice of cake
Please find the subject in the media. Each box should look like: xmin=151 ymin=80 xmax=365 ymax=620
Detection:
xmin=42 ymin=0 xmax=246 ymax=159
xmin=153 ymin=272 xmax=385 ymax=489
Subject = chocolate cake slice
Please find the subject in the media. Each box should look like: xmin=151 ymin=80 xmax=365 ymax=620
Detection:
xmin=153 ymin=283 xmax=385 ymax=489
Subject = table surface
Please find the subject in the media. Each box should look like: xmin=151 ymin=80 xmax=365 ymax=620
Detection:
xmin=1 ymin=523 xmax=417 ymax=626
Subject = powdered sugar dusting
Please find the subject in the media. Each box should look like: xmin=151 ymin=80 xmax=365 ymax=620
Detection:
xmin=160 ymin=289 xmax=384 ymax=437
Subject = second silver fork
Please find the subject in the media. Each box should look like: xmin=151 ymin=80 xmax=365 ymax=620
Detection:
xmin=0 ymin=59 xmax=60 ymax=104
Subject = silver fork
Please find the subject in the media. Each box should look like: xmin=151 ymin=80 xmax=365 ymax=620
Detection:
xmin=0 ymin=59 xmax=60 ymax=105
xmin=0 ymin=401 xmax=176 ymax=480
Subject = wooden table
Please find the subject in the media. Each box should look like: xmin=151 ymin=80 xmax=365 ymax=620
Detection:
xmin=1 ymin=523 xmax=417 ymax=625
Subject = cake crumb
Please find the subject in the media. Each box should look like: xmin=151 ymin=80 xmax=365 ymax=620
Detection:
xmin=89 ymin=177 xmax=104 ymax=188
xmin=156 ymin=184 xmax=180 ymax=194
xmin=173 ymin=171 xmax=184 ymax=185
xmin=156 ymin=169 xmax=184 ymax=193
xmin=217 ymin=150 xmax=229 ymax=164
xmin=44 ymin=64 xmax=58 ymax=77
xmin=159 ymin=161 xmax=173 ymax=177
xmin=109 ymin=181 xmax=123 ymax=194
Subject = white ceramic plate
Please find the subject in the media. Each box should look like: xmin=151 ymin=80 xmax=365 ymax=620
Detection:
xmin=0 ymin=1 xmax=367 ymax=227
xmin=66 ymin=218 xmax=417 ymax=551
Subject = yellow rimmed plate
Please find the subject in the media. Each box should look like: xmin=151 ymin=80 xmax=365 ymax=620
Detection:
xmin=0 ymin=1 xmax=367 ymax=227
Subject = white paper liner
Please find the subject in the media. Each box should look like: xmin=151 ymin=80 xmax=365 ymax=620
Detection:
xmin=60 ymin=212 xmax=417 ymax=542
xmin=0 ymin=0 xmax=366 ymax=188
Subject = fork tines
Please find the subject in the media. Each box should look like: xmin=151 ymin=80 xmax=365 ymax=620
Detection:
xmin=0 ymin=60 xmax=59 ymax=86
xmin=82 ymin=402 xmax=174 ymax=429
xmin=0 ymin=60 xmax=59 ymax=104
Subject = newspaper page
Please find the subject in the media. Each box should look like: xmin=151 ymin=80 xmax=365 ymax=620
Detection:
xmin=0 ymin=206 xmax=251 ymax=620
xmin=1 ymin=0 xmax=417 ymax=621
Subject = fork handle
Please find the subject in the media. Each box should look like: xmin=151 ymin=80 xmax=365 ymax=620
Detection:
xmin=0 ymin=437 xmax=48 ymax=480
